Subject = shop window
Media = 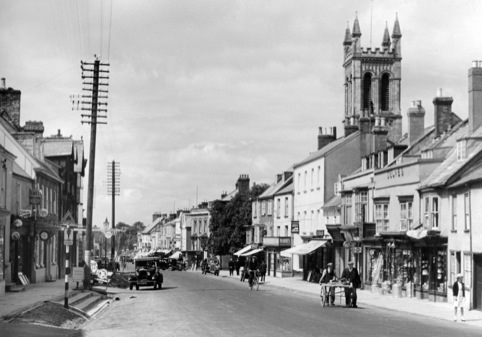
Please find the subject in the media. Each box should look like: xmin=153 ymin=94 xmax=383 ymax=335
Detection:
xmin=400 ymin=201 xmax=413 ymax=231
xmin=375 ymin=204 xmax=389 ymax=233
xmin=367 ymin=249 xmax=383 ymax=286
xmin=451 ymin=195 xmax=457 ymax=231
xmin=431 ymin=198 xmax=439 ymax=229
xmin=464 ymin=192 xmax=470 ymax=231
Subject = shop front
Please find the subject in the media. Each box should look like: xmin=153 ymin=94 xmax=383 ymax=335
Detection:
xmin=263 ymin=236 xmax=292 ymax=277
xmin=363 ymin=231 xmax=447 ymax=301
xmin=281 ymin=239 xmax=332 ymax=282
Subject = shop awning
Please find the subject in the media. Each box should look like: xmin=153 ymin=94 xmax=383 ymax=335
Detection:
xmin=234 ymin=246 xmax=252 ymax=256
xmin=241 ymin=248 xmax=263 ymax=257
xmin=280 ymin=240 xmax=327 ymax=257
xmin=168 ymin=251 xmax=183 ymax=259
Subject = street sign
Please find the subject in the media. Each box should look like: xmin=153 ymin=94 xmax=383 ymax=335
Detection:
xmin=29 ymin=189 xmax=42 ymax=205
xmin=64 ymin=228 xmax=74 ymax=246
xmin=60 ymin=211 xmax=76 ymax=226
xmin=72 ymin=267 xmax=84 ymax=282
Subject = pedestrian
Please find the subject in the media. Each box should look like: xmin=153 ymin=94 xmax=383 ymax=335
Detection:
xmin=453 ymin=273 xmax=465 ymax=322
xmin=235 ymin=258 xmax=240 ymax=276
xmin=240 ymin=265 xmax=245 ymax=282
xmin=191 ymin=257 xmax=197 ymax=271
xmin=320 ymin=262 xmax=337 ymax=306
xmin=229 ymin=258 xmax=235 ymax=276
xmin=259 ymin=260 xmax=267 ymax=283
xmin=80 ymin=260 xmax=91 ymax=291
xmin=341 ymin=261 xmax=361 ymax=308
xmin=201 ymin=258 xmax=208 ymax=275
xmin=248 ymin=256 xmax=258 ymax=287
xmin=214 ymin=261 xmax=220 ymax=276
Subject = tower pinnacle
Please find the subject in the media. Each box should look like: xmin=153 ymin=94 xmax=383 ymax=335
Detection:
xmin=343 ymin=22 xmax=352 ymax=45
xmin=352 ymin=13 xmax=361 ymax=37
xmin=382 ymin=22 xmax=391 ymax=47
xmin=392 ymin=13 xmax=402 ymax=38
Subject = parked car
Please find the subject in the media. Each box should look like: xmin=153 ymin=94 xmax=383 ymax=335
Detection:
xmin=128 ymin=257 xmax=164 ymax=290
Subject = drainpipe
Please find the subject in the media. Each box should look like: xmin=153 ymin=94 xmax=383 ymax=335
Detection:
xmin=468 ymin=186 xmax=473 ymax=311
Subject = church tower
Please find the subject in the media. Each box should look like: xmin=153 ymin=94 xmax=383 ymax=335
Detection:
xmin=343 ymin=14 xmax=402 ymax=143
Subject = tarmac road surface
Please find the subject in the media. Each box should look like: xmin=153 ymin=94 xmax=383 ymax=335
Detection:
xmin=81 ymin=269 xmax=482 ymax=337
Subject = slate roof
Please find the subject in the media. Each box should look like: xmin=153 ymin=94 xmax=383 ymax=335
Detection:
xmin=447 ymin=160 xmax=482 ymax=188
xmin=294 ymin=131 xmax=360 ymax=168
xmin=275 ymin=179 xmax=294 ymax=195
xmin=419 ymin=125 xmax=482 ymax=189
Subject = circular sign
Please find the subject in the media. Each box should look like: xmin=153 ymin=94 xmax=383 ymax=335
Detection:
xmin=39 ymin=208 xmax=48 ymax=217
xmin=90 ymin=260 xmax=98 ymax=273
xmin=39 ymin=231 xmax=49 ymax=241
xmin=104 ymin=231 xmax=112 ymax=239
xmin=11 ymin=231 xmax=20 ymax=241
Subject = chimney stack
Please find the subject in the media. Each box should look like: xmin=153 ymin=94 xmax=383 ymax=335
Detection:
xmin=407 ymin=100 xmax=426 ymax=145
xmin=469 ymin=60 xmax=482 ymax=134
xmin=0 ymin=78 xmax=21 ymax=128
xmin=318 ymin=127 xmax=337 ymax=150
xmin=1 ymin=78 xmax=5 ymax=89
xmin=236 ymin=174 xmax=250 ymax=195
xmin=433 ymin=89 xmax=454 ymax=138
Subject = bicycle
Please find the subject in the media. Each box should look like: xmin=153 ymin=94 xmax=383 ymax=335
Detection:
xmin=248 ymin=270 xmax=259 ymax=291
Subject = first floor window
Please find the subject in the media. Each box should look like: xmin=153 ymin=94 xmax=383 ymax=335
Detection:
xmin=451 ymin=195 xmax=457 ymax=231
xmin=464 ymin=193 xmax=470 ymax=231
xmin=400 ymin=201 xmax=413 ymax=231
xmin=375 ymin=204 xmax=389 ymax=233
xmin=431 ymin=197 xmax=439 ymax=229
xmin=424 ymin=197 xmax=430 ymax=228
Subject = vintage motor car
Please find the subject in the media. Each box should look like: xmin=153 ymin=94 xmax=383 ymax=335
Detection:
xmin=128 ymin=257 xmax=164 ymax=290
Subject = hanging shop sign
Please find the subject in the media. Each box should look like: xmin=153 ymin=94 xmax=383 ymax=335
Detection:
xmin=291 ymin=221 xmax=300 ymax=234
xmin=11 ymin=231 xmax=20 ymax=241
xmin=64 ymin=228 xmax=74 ymax=246
xmin=39 ymin=231 xmax=49 ymax=241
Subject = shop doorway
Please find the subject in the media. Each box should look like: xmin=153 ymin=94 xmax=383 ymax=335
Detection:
xmin=474 ymin=254 xmax=482 ymax=311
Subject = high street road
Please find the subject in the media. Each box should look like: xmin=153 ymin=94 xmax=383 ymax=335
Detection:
xmin=81 ymin=269 xmax=481 ymax=337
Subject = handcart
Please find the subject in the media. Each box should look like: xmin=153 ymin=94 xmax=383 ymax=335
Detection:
xmin=319 ymin=281 xmax=351 ymax=307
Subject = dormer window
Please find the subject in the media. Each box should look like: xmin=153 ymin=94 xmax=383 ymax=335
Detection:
xmin=457 ymin=139 xmax=467 ymax=160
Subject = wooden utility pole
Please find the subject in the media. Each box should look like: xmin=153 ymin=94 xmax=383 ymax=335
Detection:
xmin=80 ymin=56 xmax=109 ymax=265
xmin=107 ymin=161 xmax=120 ymax=268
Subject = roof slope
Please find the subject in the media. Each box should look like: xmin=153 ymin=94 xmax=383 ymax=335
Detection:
xmin=294 ymin=131 xmax=360 ymax=168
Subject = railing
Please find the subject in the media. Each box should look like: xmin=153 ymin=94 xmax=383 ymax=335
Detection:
xmin=262 ymin=236 xmax=292 ymax=247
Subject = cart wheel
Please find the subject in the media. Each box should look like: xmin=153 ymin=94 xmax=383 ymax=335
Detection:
xmin=320 ymin=287 xmax=326 ymax=307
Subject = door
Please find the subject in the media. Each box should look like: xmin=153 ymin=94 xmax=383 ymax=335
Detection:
xmin=474 ymin=254 xmax=482 ymax=310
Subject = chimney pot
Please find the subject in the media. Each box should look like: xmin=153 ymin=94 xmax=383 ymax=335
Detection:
xmin=1 ymin=78 xmax=5 ymax=89
xmin=437 ymin=88 xmax=443 ymax=97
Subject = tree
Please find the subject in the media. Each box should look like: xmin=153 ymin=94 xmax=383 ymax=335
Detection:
xmin=208 ymin=183 xmax=270 ymax=255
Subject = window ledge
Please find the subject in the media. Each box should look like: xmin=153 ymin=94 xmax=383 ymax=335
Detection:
xmin=450 ymin=230 xmax=457 ymax=233
xmin=316 ymin=187 xmax=321 ymax=190
xmin=464 ymin=229 xmax=470 ymax=233
xmin=310 ymin=189 xmax=314 ymax=192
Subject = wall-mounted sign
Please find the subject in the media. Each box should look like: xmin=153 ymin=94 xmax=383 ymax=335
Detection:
xmin=315 ymin=230 xmax=325 ymax=237
xmin=39 ymin=231 xmax=49 ymax=241
xmin=64 ymin=228 xmax=74 ymax=246
xmin=291 ymin=221 xmax=300 ymax=234
xmin=11 ymin=231 xmax=20 ymax=241
xmin=386 ymin=167 xmax=404 ymax=180
xmin=29 ymin=189 xmax=42 ymax=205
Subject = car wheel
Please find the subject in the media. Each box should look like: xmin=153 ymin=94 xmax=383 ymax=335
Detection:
xmin=136 ymin=284 xmax=139 ymax=290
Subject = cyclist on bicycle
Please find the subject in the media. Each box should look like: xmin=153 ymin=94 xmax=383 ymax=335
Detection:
xmin=248 ymin=256 xmax=258 ymax=287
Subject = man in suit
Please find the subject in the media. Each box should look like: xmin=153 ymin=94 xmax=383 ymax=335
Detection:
xmin=341 ymin=260 xmax=361 ymax=308
xmin=228 ymin=258 xmax=235 ymax=276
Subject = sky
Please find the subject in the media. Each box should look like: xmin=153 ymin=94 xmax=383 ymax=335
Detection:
xmin=2 ymin=0 xmax=482 ymax=228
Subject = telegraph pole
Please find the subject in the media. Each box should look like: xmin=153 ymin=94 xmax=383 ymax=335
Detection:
xmin=80 ymin=56 xmax=109 ymax=266
xmin=107 ymin=161 xmax=120 ymax=269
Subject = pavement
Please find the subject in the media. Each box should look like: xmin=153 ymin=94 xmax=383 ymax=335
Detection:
xmin=203 ymin=268 xmax=482 ymax=328
xmin=2 ymin=267 xmax=482 ymax=329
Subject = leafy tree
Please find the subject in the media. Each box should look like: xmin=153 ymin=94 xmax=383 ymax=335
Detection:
xmin=208 ymin=183 xmax=269 ymax=255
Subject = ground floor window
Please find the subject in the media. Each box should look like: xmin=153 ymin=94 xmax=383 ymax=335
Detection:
xmin=366 ymin=248 xmax=383 ymax=286
xmin=413 ymin=247 xmax=447 ymax=295
xmin=277 ymin=255 xmax=291 ymax=272
xmin=464 ymin=253 xmax=472 ymax=289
